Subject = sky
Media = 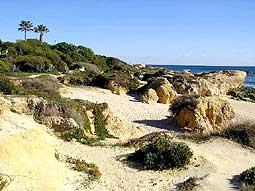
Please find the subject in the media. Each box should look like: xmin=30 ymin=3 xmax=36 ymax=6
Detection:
xmin=0 ymin=0 xmax=255 ymax=66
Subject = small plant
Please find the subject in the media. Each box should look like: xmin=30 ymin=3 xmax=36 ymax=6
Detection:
xmin=64 ymin=156 xmax=101 ymax=180
xmin=240 ymin=167 xmax=255 ymax=187
xmin=0 ymin=175 xmax=8 ymax=190
xmin=227 ymin=87 xmax=255 ymax=103
xmin=0 ymin=77 xmax=15 ymax=95
xmin=176 ymin=177 xmax=199 ymax=191
xmin=61 ymin=127 xmax=98 ymax=145
xmin=127 ymin=138 xmax=193 ymax=170
xmin=179 ymin=133 xmax=216 ymax=143
xmin=222 ymin=122 xmax=255 ymax=149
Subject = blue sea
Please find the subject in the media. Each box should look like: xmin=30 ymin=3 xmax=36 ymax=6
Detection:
xmin=151 ymin=65 xmax=255 ymax=88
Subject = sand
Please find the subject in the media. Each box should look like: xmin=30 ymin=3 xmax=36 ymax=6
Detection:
xmin=59 ymin=86 xmax=255 ymax=191
xmin=0 ymin=85 xmax=255 ymax=191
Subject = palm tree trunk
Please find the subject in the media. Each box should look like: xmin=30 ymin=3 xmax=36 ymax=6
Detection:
xmin=39 ymin=32 xmax=43 ymax=43
xmin=24 ymin=30 xmax=27 ymax=41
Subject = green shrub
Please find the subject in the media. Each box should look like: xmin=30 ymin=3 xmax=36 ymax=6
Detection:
xmin=61 ymin=155 xmax=101 ymax=180
xmin=106 ymin=72 xmax=140 ymax=91
xmin=0 ymin=175 xmax=8 ymax=190
xmin=0 ymin=77 xmax=15 ymax=95
xmin=14 ymin=55 xmax=53 ymax=72
xmin=0 ymin=59 xmax=12 ymax=73
xmin=240 ymin=167 xmax=255 ymax=186
xmin=93 ymin=105 xmax=113 ymax=140
xmin=67 ymin=70 xmax=96 ymax=86
xmin=169 ymin=95 xmax=199 ymax=117
xmin=62 ymin=127 xmax=97 ymax=145
xmin=223 ymin=122 xmax=255 ymax=149
xmin=127 ymin=138 xmax=193 ymax=170
xmin=20 ymin=75 xmax=63 ymax=99
xmin=177 ymin=177 xmax=199 ymax=191
xmin=227 ymin=87 xmax=255 ymax=103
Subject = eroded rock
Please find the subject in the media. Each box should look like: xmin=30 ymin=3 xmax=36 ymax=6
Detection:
xmin=170 ymin=96 xmax=235 ymax=133
xmin=140 ymin=88 xmax=159 ymax=104
xmin=144 ymin=77 xmax=177 ymax=104
xmin=165 ymin=70 xmax=246 ymax=96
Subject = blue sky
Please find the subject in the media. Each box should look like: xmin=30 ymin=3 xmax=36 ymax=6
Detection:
xmin=1 ymin=0 xmax=255 ymax=66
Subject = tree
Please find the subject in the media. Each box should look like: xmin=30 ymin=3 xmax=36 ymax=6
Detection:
xmin=18 ymin=20 xmax=33 ymax=40
xmin=34 ymin=24 xmax=49 ymax=43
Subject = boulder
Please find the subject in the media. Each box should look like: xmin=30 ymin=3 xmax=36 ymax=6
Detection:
xmin=140 ymin=88 xmax=159 ymax=104
xmin=147 ymin=77 xmax=177 ymax=104
xmin=170 ymin=96 xmax=235 ymax=133
xmin=107 ymin=80 xmax=128 ymax=95
xmin=165 ymin=70 xmax=246 ymax=96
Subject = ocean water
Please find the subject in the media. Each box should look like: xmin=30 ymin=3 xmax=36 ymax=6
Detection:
xmin=151 ymin=65 xmax=255 ymax=88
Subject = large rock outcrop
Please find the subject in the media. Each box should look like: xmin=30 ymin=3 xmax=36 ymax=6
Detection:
xmin=164 ymin=70 xmax=246 ymax=96
xmin=141 ymin=77 xmax=177 ymax=104
xmin=170 ymin=96 xmax=235 ymax=133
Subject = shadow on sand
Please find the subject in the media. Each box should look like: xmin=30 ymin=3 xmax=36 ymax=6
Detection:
xmin=133 ymin=118 xmax=184 ymax=133
xmin=228 ymin=174 xmax=241 ymax=190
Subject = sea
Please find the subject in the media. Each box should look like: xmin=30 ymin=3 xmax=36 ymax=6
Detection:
xmin=151 ymin=65 xmax=255 ymax=88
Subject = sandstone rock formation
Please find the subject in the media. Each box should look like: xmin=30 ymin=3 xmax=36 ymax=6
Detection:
xmin=170 ymin=96 xmax=235 ymax=133
xmin=143 ymin=77 xmax=177 ymax=104
xmin=165 ymin=70 xmax=246 ymax=96
xmin=140 ymin=88 xmax=159 ymax=104
xmin=0 ymin=112 xmax=67 ymax=191
xmin=0 ymin=95 xmax=123 ymax=139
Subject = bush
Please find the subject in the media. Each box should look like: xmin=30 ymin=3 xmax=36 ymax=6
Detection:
xmin=223 ymin=122 xmax=255 ymax=149
xmin=0 ymin=175 xmax=8 ymax=190
xmin=14 ymin=55 xmax=53 ymax=72
xmin=0 ymin=77 xmax=15 ymax=95
xmin=169 ymin=95 xmax=199 ymax=117
xmin=177 ymin=177 xmax=199 ymax=191
xmin=0 ymin=59 xmax=12 ymax=73
xmin=61 ymin=155 xmax=101 ymax=180
xmin=67 ymin=70 xmax=96 ymax=86
xmin=93 ymin=105 xmax=113 ymax=140
xmin=127 ymin=138 xmax=193 ymax=170
xmin=227 ymin=87 xmax=255 ymax=103
xmin=20 ymin=75 xmax=63 ymax=99
xmin=240 ymin=167 xmax=255 ymax=186
xmin=106 ymin=72 xmax=141 ymax=91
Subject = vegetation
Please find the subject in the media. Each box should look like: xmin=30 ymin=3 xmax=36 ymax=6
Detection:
xmin=0 ymin=175 xmax=8 ymax=190
xmin=222 ymin=122 xmax=255 ymax=149
xmin=240 ymin=167 xmax=255 ymax=190
xmin=55 ymin=153 xmax=101 ymax=180
xmin=0 ymin=77 xmax=16 ymax=95
xmin=227 ymin=87 xmax=255 ymax=103
xmin=169 ymin=95 xmax=199 ymax=117
xmin=0 ymin=38 xmax=145 ymax=91
xmin=178 ymin=133 xmax=215 ymax=143
xmin=127 ymin=137 xmax=193 ymax=170
xmin=176 ymin=177 xmax=200 ymax=191
xmin=1 ymin=75 xmax=113 ymax=144
xmin=64 ymin=156 xmax=101 ymax=180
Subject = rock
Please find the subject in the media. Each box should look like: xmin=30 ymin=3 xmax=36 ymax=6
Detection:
xmin=171 ymin=96 xmax=235 ymax=133
xmin=107 ymin=80 xmax=128 ymax=95
xmin=134 ymin=64 xmax=146 ymax=69
xmin=147 ymin=77 xmax=177 ymax=104
xmin=140 ymin=89 xmax=159 ymax=104
xmin=165 ymin=70 xmax=246 ymax=96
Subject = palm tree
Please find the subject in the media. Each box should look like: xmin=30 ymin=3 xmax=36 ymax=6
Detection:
xmin=34 ymin=24 xmax=49 ymax=43
xmin=18 ymin=20 xmax=33 ymax=40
